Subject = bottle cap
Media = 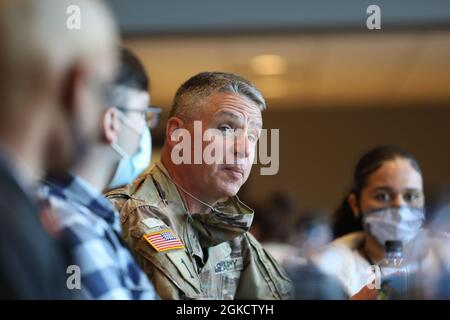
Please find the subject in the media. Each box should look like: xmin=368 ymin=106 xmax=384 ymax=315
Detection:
xmin=385 ymin=240 xmax=403 ymax=253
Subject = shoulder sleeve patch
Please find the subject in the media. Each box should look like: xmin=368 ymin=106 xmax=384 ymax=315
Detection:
xmin=143 ymin=229 xmax=185 ymax=253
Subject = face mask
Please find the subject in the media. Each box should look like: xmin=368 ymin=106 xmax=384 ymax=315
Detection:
xmin=109 ymin=119 xmax=152 ymax=189
xmin=363 ymin=206 xmax=425 ymax=247
xmin=189 ymin=199 xmax=254 ymax=247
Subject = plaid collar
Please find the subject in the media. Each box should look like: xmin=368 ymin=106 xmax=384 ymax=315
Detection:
xmin=44 ymin=172 xmax=117 ymax=226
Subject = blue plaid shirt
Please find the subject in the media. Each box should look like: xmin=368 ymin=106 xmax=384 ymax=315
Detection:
xmin=39 ymin=173 xmax=158 ymax=300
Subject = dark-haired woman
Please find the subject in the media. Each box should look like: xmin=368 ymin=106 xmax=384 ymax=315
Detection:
xmin=311 ymin=146 xmax=427 ymax=298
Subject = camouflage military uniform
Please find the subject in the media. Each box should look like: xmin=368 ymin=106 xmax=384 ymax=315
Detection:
xmin=106 ymin=161 xmax=292 ymax=300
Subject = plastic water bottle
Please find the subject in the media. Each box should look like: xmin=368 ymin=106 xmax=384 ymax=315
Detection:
xmin=379 ymin=240 xmax=410 ymax=299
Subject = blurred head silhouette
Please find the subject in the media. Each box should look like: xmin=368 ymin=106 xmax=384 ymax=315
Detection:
xmin=0 ymin=0 xmax=118 ymax=183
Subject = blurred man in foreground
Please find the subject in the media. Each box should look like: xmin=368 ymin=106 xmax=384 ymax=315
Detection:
xmin=0 ymin=0 xmax=118 ymax=298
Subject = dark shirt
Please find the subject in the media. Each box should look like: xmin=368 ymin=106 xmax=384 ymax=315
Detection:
xmin=0 ymin=149 xmax=72 ymax=299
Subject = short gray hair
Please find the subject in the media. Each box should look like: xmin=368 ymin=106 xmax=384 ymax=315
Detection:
xmin=170 ymin=71 xmax=266 ymax=119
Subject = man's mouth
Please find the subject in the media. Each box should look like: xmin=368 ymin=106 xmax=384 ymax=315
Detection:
xmin=222 ymin=165 xmax=244 ymax=179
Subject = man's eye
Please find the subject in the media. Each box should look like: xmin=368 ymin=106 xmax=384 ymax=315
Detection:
xmin=218 ymin=125 xmax=234 ymax=135
xmin=248 ymin=133 xmax=258 ymax=143
xmin=374 ymin=193 xmax=390 ymax=202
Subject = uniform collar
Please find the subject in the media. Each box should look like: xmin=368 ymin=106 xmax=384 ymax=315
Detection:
xmin=151 ymin=161 xmax=254 ymax=247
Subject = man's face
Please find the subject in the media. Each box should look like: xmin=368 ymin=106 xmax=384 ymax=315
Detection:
xmin=115 ymin=88 xmax=150 ymax=156
xmin=181 ymin=92 xmax=262 ymax=201
xmin=46 ymin=49 xmax=118 ymax=173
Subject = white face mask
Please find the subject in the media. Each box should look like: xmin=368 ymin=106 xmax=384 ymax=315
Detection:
xmin=109 ymin=112 xmax=152 ymax=189
xmin=363 ymin=206 xmax=425 ymax=247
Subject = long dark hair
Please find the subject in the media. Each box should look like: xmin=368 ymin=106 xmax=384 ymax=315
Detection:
xmin=332 ymin=145 xmax=423 ymax=238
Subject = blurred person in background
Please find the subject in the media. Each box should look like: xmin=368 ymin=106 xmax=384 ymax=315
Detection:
xmin=285 ymin=211 xmax=347 ymax=299
xmin=40 ymin=47 xmax=159 ymax=299
xmin=415 ymin=189 xmax=450 ymax=299
xmin=0 ymin=0 xmax=117 ymax=299
xmin=249 ymin=194 xmax=346 ymax=299
xmin=104 ymin=48 xmax=161 ymax=192
xmin=312 ymin=146 xmax=428 ymax=299
xmin=251 ymin=191 xmax=298 ymax=266
xmin=289 ymin=210 xmax=334 ymax=263
xmin=107 ymin=72 xmax=292 ymax=300
xmin=425 ymin=186 xmax=450 ymax=232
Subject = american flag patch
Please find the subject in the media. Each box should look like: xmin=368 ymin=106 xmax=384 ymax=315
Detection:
xmin=143 ymin=229 xmax=184 ymax=252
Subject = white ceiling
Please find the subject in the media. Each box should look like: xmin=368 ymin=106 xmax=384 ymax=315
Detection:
xmin=124 ymin=31 xmax=450 ymax=110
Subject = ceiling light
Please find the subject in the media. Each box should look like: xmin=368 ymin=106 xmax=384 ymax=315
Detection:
xmin=250 ymin=54 xmax=287 ymax=76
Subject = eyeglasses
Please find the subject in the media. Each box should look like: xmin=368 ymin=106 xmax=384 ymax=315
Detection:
xmin=115 ymin=106 xmax=162 ymax=129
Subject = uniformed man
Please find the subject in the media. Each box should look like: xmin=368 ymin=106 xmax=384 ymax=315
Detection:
xmin=106 ymin=72 xmax=293 ymax=300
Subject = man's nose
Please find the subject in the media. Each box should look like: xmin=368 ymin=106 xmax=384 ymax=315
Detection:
xmin=234 ymin=130 xmax=250 ymax=159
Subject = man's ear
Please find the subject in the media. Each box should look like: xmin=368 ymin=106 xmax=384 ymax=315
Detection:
xmin=102 ymin=107 xmax=120 ymax=144
xmin=61 ymin=62 xmax=86 ymax=116
xmin=348 ymin=193 xmax=360 ymax=218
xmin=166 ymin=117 xmax=184 ymax=148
